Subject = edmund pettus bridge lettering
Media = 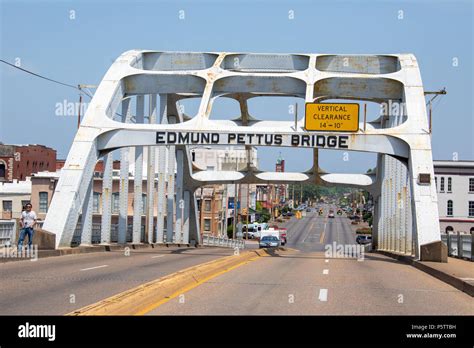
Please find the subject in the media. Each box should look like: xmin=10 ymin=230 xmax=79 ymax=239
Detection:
xmin=155 ymin=131 xmax=350 ymax=149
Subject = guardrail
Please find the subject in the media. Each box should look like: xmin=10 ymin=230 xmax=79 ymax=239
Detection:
xmin=202 ymin=235 xmax=245 ymax=249
xmin=0 ymin=220 xmax=17 ymax=246
xmin=441 ymin=233 xmax=473 ymax=261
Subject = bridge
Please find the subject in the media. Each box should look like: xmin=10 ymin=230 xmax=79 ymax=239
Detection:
xmin=42 ymin=50 xmax=441 ymax=260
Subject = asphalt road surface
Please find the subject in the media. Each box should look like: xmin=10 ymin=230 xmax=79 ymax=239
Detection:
xmin=147 ymin=209 xmax=474 ymax=315
xmin=2 ymin=208 xmax=473 ymax=315
xmin=0 ymin=246 xmax=234 ymax=315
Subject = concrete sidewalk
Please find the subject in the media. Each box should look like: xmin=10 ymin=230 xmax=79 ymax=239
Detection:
xmin=416 ymin=257 xmax=474 ymax=296
xmin=379 ymin=251 xmax=474 ymax=297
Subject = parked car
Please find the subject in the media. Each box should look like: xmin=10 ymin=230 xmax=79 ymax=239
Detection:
xmin=259 ymin=236 xmax=281 ymax=248
xmin=279 ymin=230 xmax=287 ymax=245
xmin=356 ymin=235 xmax=372 ymax=245
xmin=242 ymin=231 xmax=256 ymax=239
xmin=306 ymin=208 xmax=312 ymax=212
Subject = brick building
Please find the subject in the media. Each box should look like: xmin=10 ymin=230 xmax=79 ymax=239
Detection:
xmin=0 ymin=144 xmax=56 ymax=182
xmin=196 ymin=186 xmax=225 ymax=236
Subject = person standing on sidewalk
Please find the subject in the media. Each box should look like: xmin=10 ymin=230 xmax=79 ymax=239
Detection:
xmin=18 ymin=203 xmax=37 ymax=253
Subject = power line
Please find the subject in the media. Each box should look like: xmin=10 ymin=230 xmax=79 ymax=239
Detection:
xmin=0 ymin=59 xmax=93 ymax=98
xmin=1 ymin=59 xmax=147 ymax=121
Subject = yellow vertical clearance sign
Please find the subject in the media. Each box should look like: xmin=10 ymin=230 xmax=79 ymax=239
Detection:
xmin=305 ymin=103 xmax=360 ymax=132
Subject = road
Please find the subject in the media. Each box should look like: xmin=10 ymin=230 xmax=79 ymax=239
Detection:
xmin=2 ymin=208 xmax=473 ymax=315
xmin=284 ymin=207 xmax=354 ymax=252
xmin=146 ymin=209 xmax=474 ymax=315
xmin=0 ymin=246 xmax=234 ymax=315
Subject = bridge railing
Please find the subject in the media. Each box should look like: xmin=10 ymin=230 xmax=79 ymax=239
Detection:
xmin=2 ymin=220 xmax=247 ymax=249
xmin=441 ymin=233 xmax=473 ymax=261
xmin=202 ymin=234 xmax=245 ymax=249
xmin=39 ymin=221 xmax=183 ymax=245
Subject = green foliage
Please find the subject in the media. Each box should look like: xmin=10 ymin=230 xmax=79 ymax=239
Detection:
xmin=367 ymin=215 xmax=373 ymax=227
xmin=287 ymin=183 xmax=349 ymax=203
xmin=227 ymin=224 xmax=234 ymax=238
xmin=258 ymin=211 xmax=270 ymax=223
xmin=356 ymin=227 xmax=372 ymax=234
xmin=363 ymin=212 xmax=372 ymax=222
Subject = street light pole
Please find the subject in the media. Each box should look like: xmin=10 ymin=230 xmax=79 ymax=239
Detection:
xmin=232 ymin=156 xmax=238 ymax=239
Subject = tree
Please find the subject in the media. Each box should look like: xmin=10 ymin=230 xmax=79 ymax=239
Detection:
xmin=367 ymin=215 xmax=373 ymax=227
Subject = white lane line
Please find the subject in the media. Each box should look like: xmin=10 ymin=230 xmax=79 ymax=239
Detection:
xmin=151 ymin=255 xmax=166 ymax=258
xmin=302 ymin=222 xmax=315 ymax=243
xmin=323 ymin=269 xmax=329 ymax=275
xmin=318 ymin=289 xmax=328 ymax=302
xmin=80 ymin=264 xmax=108 ymax=271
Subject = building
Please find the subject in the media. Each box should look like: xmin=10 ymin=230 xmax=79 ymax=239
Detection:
xmin=191 ymin=146 xmax=259 ymax=236
xmin=0 ymin=144 xmax=56 ymax=182
xmin=434 ymin=160 xmax=474 ymax=234
xmin=0 ymin=179 xmax=31 ymax=219
xmin=30 ymin=169 xmax=158 ymax=221
xmin=191 ymin=145 xmax=258 ymax=171
xmin=196 ymin=186 xmax=225 ymax=236
xmin=275 ymin=153 xmax=287 ymax=204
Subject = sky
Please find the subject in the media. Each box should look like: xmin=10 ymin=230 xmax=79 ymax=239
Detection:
xmin=0 ymin=0 xmax=473 ymax=174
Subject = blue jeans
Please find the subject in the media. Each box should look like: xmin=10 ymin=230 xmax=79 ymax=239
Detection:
xmin=18 ymin=227 xmax=34 ymax=251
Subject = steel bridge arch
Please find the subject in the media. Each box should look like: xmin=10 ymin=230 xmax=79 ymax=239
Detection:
xmin=43 ymin=50 xmax=440 ymax=259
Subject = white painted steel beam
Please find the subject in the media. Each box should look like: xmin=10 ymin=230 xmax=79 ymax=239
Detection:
xmin=132 ymin=95 xmax=144 ymax=244
xmin=146 ymin=94 xmax=157 ymax=244
xmin=118 ymin=99 xmax=132 ymax=244
xmin=100 ymin=152 xmax=113 ymax=244
xmin=79 ymin=179 xmax=93 ymax=246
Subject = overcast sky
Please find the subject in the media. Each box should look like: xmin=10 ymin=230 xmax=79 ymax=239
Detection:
xmin=0 ymin=0 xmax=472 ymax=173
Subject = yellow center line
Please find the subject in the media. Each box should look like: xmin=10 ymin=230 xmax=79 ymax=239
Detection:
xmin=319 ymin=217 xmax=328 ymax=244
xmin=135 ymin=256 xmax=263 ymax=315
xmin=319 ymin=229 xmax=325 ymax=244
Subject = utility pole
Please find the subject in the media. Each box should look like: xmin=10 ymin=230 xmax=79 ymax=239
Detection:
xmin=77 ymin=89 xmax=82 ymax=129
xmin=77 ymin=84 xmax=97 ymax=129
xmin=199 ymin=187 xmax=204 ymax=237
xmin=237 ymin=180 xmax=242 ymax=232
xmin=269 ymin=185 xmax=273 ymax=222
xmin=300 ymin=183 xmax=303 ymax=205
xmin=246 ymin=182 xmax=251 ymax=240
xmin=222 ymin=184 xmax=228 ymax=238
xmin=232 ymin=156 xmax=238 ymax=239
xmin=211 ymin=186 xmax=216 ymax=236
xmin=292 ymin=184 xmax=295 ymax=208
xmin=424 ymin=88 xmax=447 ymax=134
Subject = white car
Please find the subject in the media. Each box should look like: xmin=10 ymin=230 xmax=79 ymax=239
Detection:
xmin=243 ymin=231 xmax=256 ymax=239
xmin=259 ymin=236 xmax=281 ymax=248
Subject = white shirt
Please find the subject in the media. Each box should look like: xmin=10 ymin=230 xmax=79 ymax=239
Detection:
xmin=21 ymin=211 xmax=37 ymax=228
